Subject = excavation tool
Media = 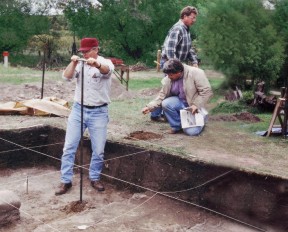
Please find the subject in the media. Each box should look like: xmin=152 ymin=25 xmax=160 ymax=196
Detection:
xmin=78 ymin=58 xmax=87 ymax=202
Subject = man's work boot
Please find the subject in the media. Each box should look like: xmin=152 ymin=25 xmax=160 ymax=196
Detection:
xmin=150 ymin=116 xmax=166 ymax=122
xmin=167 ymin=128 xmax=183 ymax=134
xmin=91 ymin=181 xmax=105 ymax=191
xmin=55 ymin=182 xmax=72 ymax=196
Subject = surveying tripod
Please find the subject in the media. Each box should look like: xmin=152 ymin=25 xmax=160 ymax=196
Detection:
xmin=266 ymin=87 xmax=288 ymax=138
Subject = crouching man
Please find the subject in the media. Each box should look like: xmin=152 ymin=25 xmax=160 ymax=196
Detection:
xmin=142 ymin=59 xmax=213 ymax=136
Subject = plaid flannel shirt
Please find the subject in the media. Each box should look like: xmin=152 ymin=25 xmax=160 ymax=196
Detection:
xmin=161 ymin=20 xmax=198 ymax=64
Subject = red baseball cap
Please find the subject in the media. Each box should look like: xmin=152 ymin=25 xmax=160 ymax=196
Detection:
xmin=78 ymin=38 xmax=99 ymax=52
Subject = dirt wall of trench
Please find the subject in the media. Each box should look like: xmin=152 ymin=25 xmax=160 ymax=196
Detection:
xmin=0 ymin=125 xmax=287 ymax=231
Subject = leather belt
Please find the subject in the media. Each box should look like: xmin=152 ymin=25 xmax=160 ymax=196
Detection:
xmin=83 ymin=103 xmax=107 ymax=109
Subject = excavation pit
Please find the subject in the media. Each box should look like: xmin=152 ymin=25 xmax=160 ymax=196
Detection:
xmin=0 ymin=125 xmax=287 ymax=232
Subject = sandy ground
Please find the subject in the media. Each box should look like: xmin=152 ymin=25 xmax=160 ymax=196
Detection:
xmin=0 ymin=166 xmax=259 ymax=232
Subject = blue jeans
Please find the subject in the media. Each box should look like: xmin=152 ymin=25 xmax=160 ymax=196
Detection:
xmin=151 ymin=96 xmax=204 ymax=136
xmin=160 ymin=57 xmax=167 ymax=69
xmin=60 ymin=102 xmax=109 ymax=183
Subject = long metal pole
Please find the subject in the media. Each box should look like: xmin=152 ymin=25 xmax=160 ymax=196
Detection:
xmin=80 ymin=60 xmax=84 ymax=202
xmin=41 ymin=50 xmax=46 ymax=99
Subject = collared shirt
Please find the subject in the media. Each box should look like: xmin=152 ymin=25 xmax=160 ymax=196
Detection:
xmin=161 ymin=20 xmax=198 ymax=64
xmin=170 ymin=76 xmax=187 ymax=103
xmin=147 ymin=64 xmax=213 ymax=110
xmin=62 ymin=56 xmax=114 ymax=106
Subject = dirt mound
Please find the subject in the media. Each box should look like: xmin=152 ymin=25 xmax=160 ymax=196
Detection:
xmin=129 ymin=62 xmax=149 ymax=72
xmin=210 ymin=112 xmax=261 ymax=123
xmin=209 ymin=115 xmax=238 ymax=122
xmin=125 ymin=130 xmax=163 ymax=140
xmin=62 ymin=200 xmax=87 ymax=214
xmin=0 ymin=76 xmax=132 ymax=103
xmin=233 ymin=112 xmax=261 ymax=122
xmin=140 ymin=87 xmax=161 ymax=97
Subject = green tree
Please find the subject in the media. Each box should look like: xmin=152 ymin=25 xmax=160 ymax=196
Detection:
xmin=62 ymin=0 xmax=97 ymax=39
xmin=273 ymin=0 xmax=288 ymax=87
xmin=62 ymin=0 xmax=203 ymax=65
xmin=94 ymin=0 xmax=202 ymax=64
xmin=0 ymin=0 xmax=50 ymax=52
xmin=28 ymin=17 xmax=63 ymax=68
xmin=197 ymin=0 xmax=285 ymax=90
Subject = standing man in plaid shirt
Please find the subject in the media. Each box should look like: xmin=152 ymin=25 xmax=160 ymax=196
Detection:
xmin=161 ymin=6 xmax=199 ymax=68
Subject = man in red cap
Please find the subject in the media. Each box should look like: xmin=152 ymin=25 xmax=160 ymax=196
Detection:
xmin=55 ymin=37 xmax=114 ymax=195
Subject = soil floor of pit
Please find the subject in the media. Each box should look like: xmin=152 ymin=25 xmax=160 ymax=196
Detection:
xmin=0 ymin=166 xmax=260 ymax=232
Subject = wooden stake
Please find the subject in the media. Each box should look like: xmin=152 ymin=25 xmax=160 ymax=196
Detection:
xmin=156 ymin=50 xmax=161 ymax=72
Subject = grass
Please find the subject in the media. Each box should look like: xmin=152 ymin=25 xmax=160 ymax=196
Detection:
xmin=209 ymin=78 xmax=223 ymax=89
xmin=109 ymin=98 xmax=154 ymax=131
xmin=0 ymin=65 xmax=60 ymax=84
xmin=112 ymin=69 xmax=280 ymax=139
xmin=128 ymin=78 xmax=162 ymax=90
xmin=0 ymin=64 xmax=276 ymax=135
xmin=128 ymin=73 xmax=224 ymax=91
xmin=9 ymin=53 xmax=40 ymax=67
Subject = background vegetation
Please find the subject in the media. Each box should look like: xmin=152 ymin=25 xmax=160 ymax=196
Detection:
xmin=0 ymin=0 xmax=288 ymax=93
xmin=197 ymin=0 xmax=285 ymax=90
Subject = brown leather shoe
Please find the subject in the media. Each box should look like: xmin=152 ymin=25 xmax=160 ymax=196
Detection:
xmin=167 ymin=129 xmax=183 ymax=134
xmin=150 ymin=116 xmax=167 ymax=122
xmin=55 ymin=182 xmax=72 ymax=196
xmin=91 ymin=181 xmax=105 ymax=191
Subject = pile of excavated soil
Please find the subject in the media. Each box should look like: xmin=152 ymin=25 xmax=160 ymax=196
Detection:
xmin=233 ymin=112 xmax=261 ymax=122
xmin=125 ymin=130 xmax=163 ymax=140
xmin=210 ymin=112 xmax=261 ymax=123
xmin=0 ymin=76 xmax=133 ymax=103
